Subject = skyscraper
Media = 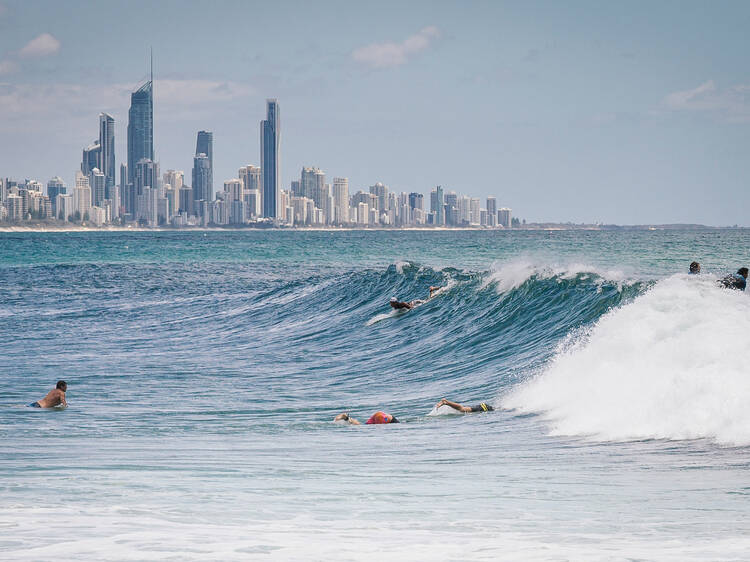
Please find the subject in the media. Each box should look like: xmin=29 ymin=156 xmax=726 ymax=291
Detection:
xmin=260 ymin=99 xmax=280 ymax=218
xmin=47 ymin=176 xmax=65 ymax=218
xmin=89 ymin=168 xmax=105 ymax=208
xmin=127 ymin=80 xmax=154 ymax=186
xmin=99 ymin=113 xmax=115 ymax=200
xmin=431 ymin=185 xmax=444 ymax=225
xmin=192 ymin=153 xmax=211 ymax=205
xmin=81 ymin=141 xmax=101 ymax=176
xmin=332 ymin=177 xmax=349 ymax=225
xmin=486 ymin=196 xmax=497 ymax=216
xmin=195 ymin=131 xmax=213 ymax=197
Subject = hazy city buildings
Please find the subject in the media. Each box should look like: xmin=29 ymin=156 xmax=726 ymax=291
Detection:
xmin=3 ymin=94 xmax=515 ymax=228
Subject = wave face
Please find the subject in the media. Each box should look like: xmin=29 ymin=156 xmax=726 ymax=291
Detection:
xmin=504 ymin=274 xmax=750 ymax=445
xmin=4 ymin=230 xmax=750 ymax=559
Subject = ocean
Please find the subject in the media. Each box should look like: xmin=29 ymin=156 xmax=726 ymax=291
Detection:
xmin=1 ymin=229 xmax=750 ymax=561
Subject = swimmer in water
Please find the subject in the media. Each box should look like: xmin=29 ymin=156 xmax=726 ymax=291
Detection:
xmin=719 ymin=267 xmax=748 ymax=291
xmin=28 ymin=380 xmax=67 ymax=408
xmin=389 ymin=286 xmax=443 ymax=310
xmin=334 ymin=411 xmax=399 ymax=425
xmin=689 ymin=261 xmax=700 ymax=274
xmin=435 ymin=398 xmax=494 ymax=413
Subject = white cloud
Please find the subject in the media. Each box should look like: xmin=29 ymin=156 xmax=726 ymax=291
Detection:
xmin=352 ymin=26 xmax=441 ymax=69
xmin=0 ymin=59 xmax=17 ymax=75
xmin=663 ymin=80 xmax=750 ymax=121
xmin=19 ymin=33 xmax=61 ymax=58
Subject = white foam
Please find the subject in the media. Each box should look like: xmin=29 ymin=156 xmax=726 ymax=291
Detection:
xmin=504 ymin=275 xmax=750 ymax=445
xmin=483 ymin=259 xmax=633 ymax=294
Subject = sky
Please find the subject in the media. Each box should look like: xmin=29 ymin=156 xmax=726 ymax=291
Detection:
xmin=0 ymin=0 xmax=748 ymax=225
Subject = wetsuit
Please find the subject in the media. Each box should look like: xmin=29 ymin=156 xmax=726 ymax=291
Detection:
xmin=469 ymin=403 xmax=494 ymax=413
xmin=720 ymin=274 xmax=747 ymax=291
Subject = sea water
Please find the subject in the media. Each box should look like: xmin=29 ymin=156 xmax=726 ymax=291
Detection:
xmin=1 ymin=229 xmax=750 ymax=560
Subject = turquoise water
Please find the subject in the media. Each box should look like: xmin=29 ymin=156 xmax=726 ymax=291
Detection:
xmin=1 ymin=230 xmax=750 ymax=560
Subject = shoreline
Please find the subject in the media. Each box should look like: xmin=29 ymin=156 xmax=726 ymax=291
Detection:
xmin=0 ymin=224 xmax=743 ymax=233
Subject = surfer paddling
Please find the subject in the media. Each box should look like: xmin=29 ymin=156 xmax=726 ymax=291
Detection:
xmin=435 ymin=398 xmax=494 ymax=413
xmin=28 ymin=380 xmax=67 ymax=408
xmin=389 ymin=286 xmax=443 ymax=310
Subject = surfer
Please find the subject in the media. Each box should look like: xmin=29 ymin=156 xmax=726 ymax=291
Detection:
xmin=334 ymin=411 xmax=399 ymax=425
xmin=689 ymin=262 xmax=700 ymax=274
xmin=28 ymin=380 xmax=67 ymax=408
xmin=389 ymin=286 xmax=443 ymax=310
xmin=719 ymin=267 xmax=748 ymax=291
xmin=435 ymin=398 xmax=494 ymax=413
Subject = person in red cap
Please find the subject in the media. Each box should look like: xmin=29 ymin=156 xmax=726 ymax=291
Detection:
xmin=333 ymin=411 xmax=399 ymax=425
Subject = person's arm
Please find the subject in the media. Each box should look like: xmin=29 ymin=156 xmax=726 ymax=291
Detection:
xmin=334 ymin=413 xmax=361 ymax=425
xmin=429 ymin=286 xmax=441 ymax=298
xmin=435 ymin=398 xmax=471 ymax=413
xmin=61 ymin=391 xmax=67 ymax=406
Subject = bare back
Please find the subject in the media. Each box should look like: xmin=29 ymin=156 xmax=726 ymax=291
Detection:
xmin=37 ymin=388 xmax=66 ymax=408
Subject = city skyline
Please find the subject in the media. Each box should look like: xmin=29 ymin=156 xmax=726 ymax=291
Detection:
xmin=1 ymin=1 xmax=749 ymax=225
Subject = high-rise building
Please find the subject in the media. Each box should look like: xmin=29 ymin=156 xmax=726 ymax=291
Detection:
xmin=89 ymin=168 xmax=106 ymax=207
xmin=470 ymin=197 xmax=481 ymax=225
xmin=47 ymin=177 xmax=65 ymax=217
xmin=369 ymin=182 xmax=389 ymax=212
xmin=127 ymin=79 xmax=154 ymax=186
xmin=192 ymin=154 xmax=211 ymax=204
xmin=195 ymin=131 xmax=213 ymax=196
xmin=99 ymin=113 xmax=115 ymax=199
xmin=498 ymin=208 xmax=512 ymax=228
xmin=163 ymin=170 xmax=184 ymax=191
xmin=134 ymin=159 xmax=158 ymax=222
xmin=239 ymin=165 xmax=261 ymax=219
xmin=486 ymin=196 xmax=497 ymax=216
xmin=260 ymin=99 xmax=280 ymax=218
xmin=408 ymin=192 xmax=423 ymax=210
xmin=74 ymin=171 xmax=92 ymax=220
xmin=301 ymin=167 xmax=326 ymax=213
xmin=81 ymin=141 xmax=101 ymax=176
xmin=332 ymin=177 xmax=349 ymax=225
xmin=431 ymin=185 xmax=444 ymax=225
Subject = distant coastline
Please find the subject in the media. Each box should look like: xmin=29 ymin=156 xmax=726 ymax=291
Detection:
xmin=0 ymin=222 xmax=744 ymax=233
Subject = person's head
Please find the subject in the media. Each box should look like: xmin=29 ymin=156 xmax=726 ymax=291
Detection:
xmin=56 ymin=380 xmax=67 ymax=391
xmin=738 ymin=267 xmax=748 ymax=279
xmin=689 ymin=262 xmax=700 ymax=274
xmin=366 ymin=411 xmax=398 ymax=424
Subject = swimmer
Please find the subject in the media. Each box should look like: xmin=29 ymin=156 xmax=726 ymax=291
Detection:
xmin=389 ymin=297 xmax=422 ymax=310
xmin=719 ymin=267 xmax=748 ymax=291
xmin=333 ymin=411 xmax=399 ymax=425
xmin=689 ymin=261 xmax=700 ymax=274
xmin=28 ymin=380 xmax=67 ymax=408
xmin=389 ymin=285 xmax=444 ymax=310
xmin=435 ymin=398 xmax=494 ymax=413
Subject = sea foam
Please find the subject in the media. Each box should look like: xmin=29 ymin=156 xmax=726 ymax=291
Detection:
xmin=504 ymin=275 xmax=750 ymax=445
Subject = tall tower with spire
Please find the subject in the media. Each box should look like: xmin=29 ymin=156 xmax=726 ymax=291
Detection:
xmin=127 ymin=55 xmax=154 ymax=188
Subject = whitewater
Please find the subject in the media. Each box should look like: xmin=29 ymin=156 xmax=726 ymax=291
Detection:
xmin=1 ymin=229 xmax=750 ymax=561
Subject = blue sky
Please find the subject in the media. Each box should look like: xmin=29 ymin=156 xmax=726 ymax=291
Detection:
xmin=1 ymin=0 xmax=748 ymax=225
